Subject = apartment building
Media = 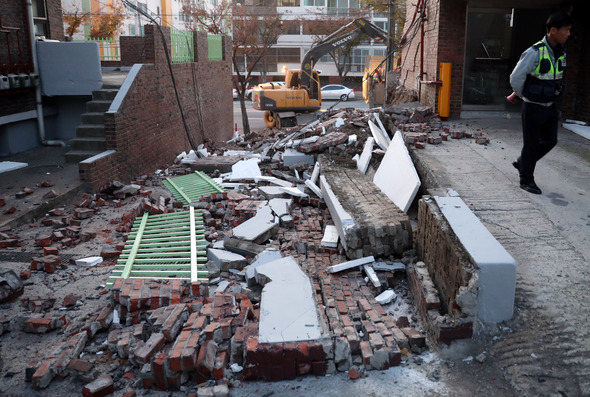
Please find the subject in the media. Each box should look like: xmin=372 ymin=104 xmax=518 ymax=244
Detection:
xmin=247 ymin=0 xmax=389 ymax=85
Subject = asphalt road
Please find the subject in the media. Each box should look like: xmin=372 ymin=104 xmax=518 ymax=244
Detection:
xmin=233 ymin=97 xmax=369 ymax=132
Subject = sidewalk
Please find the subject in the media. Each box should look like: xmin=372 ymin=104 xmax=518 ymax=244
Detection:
xmin=410 ymin=116 xmax=590 ymax=396
xmin=0 ymin=145 xmax=82 ymax=230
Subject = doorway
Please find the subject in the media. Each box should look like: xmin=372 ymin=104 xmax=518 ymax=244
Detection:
xmin=462 ymin=7 xmax=552 ymax=111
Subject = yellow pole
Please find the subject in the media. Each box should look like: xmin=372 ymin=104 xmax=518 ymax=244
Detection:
xmin=438 ymin=62 xmax=452 ymax=118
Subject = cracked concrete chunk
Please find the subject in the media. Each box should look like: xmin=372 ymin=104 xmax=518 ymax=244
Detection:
xmin=256 ymin=256 xmax=322 ymax=343
xmin=207 ymin=248 xmax=247 ymax=271
xmin=373 ymin=131 xmax=421 ymax=213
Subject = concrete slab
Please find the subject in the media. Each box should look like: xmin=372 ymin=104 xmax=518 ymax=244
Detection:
xmin=321 ymin=225 xmax=339 ymax=248
xmin=268 ymin=198 xmax=292 ymax=218
xmin=231 ymin=204 xmax=278 ymax=244
xmin=258 ymin=186 xmax=289 ymax=200
xmin=256 ymin=256 xmax=322 ymax=343
xmin=434 ymin=196 xmax=516 ymax=323
xmin=373 ymin=131 xmax=421 ymax=213
xmin=357 ymin=137 xmax=374 ymax=174
xmin=363 ymin=264 xmax=381 ymax=288
xmin=0 ymin=161 xmax=27 ymax=174
xmin=230 ymin=158 xmax=261 ymax=180
xmin=327 ymin=256 xmax=375 ymax=273
xmin=319 ymin=175 xmax=355 ymax=251
xmin=245 ymin=249 xmax=283 ymax=286
xmin=310 ymin=162 xmax=321 ymax=185
xmin=255 ymin=176 xmax=293 ymax=188
xmin=369 ymin=120 xmax=389 ymax=151
xmin=373 ymin=113 xmax=391 ymax=143
xmin=283 ymin=148 xmax=315 ymax=167
xmin=562 ymin=123 xmax=590 ymax=140
xmin=207 ymin=248 xmax=248 ymax=271
xmin=279 ymin=186 xmax=308 ymax=198
xmin=304 ymin=179 xmax=323 ymax=199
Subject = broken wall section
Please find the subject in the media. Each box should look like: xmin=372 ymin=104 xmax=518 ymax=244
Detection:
xmin=79 ymin=26 xmax=234 ymax=193
xmin=412 ymin=197 xmax=477 ymax=344
xmin=319 ymin=155 xmax=413 ymax=260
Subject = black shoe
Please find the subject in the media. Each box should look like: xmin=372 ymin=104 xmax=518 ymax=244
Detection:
xmin=512 ymin=160 xmax=520 ymax=171
xmin=520 ymin=181 xmax=542 ymax=195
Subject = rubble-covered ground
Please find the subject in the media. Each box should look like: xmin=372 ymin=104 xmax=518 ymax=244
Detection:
xmin=0 ymin=105 xmax=518 ymax=396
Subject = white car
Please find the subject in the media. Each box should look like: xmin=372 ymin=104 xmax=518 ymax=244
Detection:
xmin=321 ymin=84 xmax=355 ymax=101
xmin=232 ymin=88 xmax=238 ymax=99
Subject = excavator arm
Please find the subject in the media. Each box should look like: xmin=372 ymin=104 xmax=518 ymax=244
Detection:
xmin=252 ymin=17 xmax=387 ymax=128
xmin=299 ymin=18 xmax=388 ymax=91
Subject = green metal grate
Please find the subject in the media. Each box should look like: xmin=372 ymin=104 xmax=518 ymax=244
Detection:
xmin=162 ymin=171 xmax=225 ymax=205
xmin=106 ymin=206 xmax=207 ymax=287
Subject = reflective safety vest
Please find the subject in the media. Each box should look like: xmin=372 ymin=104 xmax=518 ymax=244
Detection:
xmin=523 ymin=41 xmax=566 ymax=103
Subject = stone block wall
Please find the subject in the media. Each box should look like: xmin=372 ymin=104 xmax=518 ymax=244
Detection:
xmin=79 ymin=26 xmax=234 ymax=193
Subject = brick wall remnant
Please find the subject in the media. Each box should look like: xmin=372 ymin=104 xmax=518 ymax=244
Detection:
xmin=412 ymin=196 xmax=478 ymax=343
xmin=319 ymin=155 xmax=413 ymax=259
xmin=79 ymin=26 xmax=234 ymax=193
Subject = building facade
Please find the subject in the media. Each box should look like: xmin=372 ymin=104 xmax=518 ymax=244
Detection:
xmin=399 ymin=0 xmax=590 ymax=120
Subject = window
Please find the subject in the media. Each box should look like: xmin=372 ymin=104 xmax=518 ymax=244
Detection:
xmin=304 ymin=0 xmax=326 ymax=5
xmin=31 ymin=0 xmax=48 ymax=37
xmin=373 ymin=21 xmax=388 ymax=32
xmin=281 ymin=20 xmax=300 ymax=35
xmin=327 ymin=0 xmax=359 ymax=15
xmin=277 ymin=0 xmax=300 ymax=6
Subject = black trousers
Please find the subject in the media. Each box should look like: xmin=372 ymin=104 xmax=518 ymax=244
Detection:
xmin=518 ymin=101 xmax=559 ymax=184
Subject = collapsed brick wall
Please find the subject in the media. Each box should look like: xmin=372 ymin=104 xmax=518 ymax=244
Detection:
xmin=79 ymin=26 xmax=234 ymax=193
xmin=415 ymin=197 xmax=475 ymax=314
xmin=412 ymin=196 xmax=476 ymax=343
xmin=319 ymin=155 xmax=413 ymax=259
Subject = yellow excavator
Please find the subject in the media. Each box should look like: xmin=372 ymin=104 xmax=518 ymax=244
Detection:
xmin=252 ymin=18 xmax=388 ymax=128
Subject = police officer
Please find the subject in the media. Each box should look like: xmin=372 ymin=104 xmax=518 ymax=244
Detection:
xmin=509 ymin=11 xmax=572 ymax=195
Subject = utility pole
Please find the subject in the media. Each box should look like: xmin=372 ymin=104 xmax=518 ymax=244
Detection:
xmin=385 ymin=0 xmax=396 ymax=103
xmin=386 ymin=0 xmax=396 ymax=72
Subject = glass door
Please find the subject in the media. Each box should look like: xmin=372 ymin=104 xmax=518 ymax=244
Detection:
xmin=463 ymin=9 xmax=514 ymax=110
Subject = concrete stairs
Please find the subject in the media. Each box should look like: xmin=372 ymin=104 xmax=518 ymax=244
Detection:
xmin=65 ymin=89 xmax=118 ymax=163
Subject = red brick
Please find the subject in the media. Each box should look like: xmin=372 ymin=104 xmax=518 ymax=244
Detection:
xmin=32 ymin=359 xmax=53 ymax=390
xmin=133 ymin=333 xmax=165 ymax=364
xmin=169 ymin=345 xmax=183 ymax=373
xmin=196 ymin=340 xmax=218 ymax=376
xmin=308 ymin=341 xmax=326 ymax=361
xmin=212 ymin=350 xmax=227 ymax=380
xmin=151 ymin=353 xmax=168 ymax=391
xmin=181 ymin=345 xmax=198 ymax=372
xmin=82 ymin=375 xmax=115 ymax=397
xmin=360 ymin=341 xmax=373 ymax=366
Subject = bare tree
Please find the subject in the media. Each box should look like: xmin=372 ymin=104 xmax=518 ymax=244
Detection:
xmin=182 ymin=0 xmax=284 ymax=134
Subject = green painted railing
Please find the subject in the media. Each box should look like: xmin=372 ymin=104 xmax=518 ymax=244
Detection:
xmin=207 ymin=34 xmax=223 ymax=61
xmin=171 ymin=30 xmax=194 ymax=63
xmin=73 ymin=38 xmax=120 ymax=61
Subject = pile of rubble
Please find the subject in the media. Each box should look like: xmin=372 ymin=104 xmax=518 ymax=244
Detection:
xmin=0 ymin=103 xmax=482 ymax=396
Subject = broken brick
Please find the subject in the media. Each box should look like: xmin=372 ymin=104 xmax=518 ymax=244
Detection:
xmin=81 ymin=375 xmax=115 ymax=397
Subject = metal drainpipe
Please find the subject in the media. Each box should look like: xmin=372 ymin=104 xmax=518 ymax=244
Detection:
xmin=26 ymin=0 xmax=65 ymax=147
